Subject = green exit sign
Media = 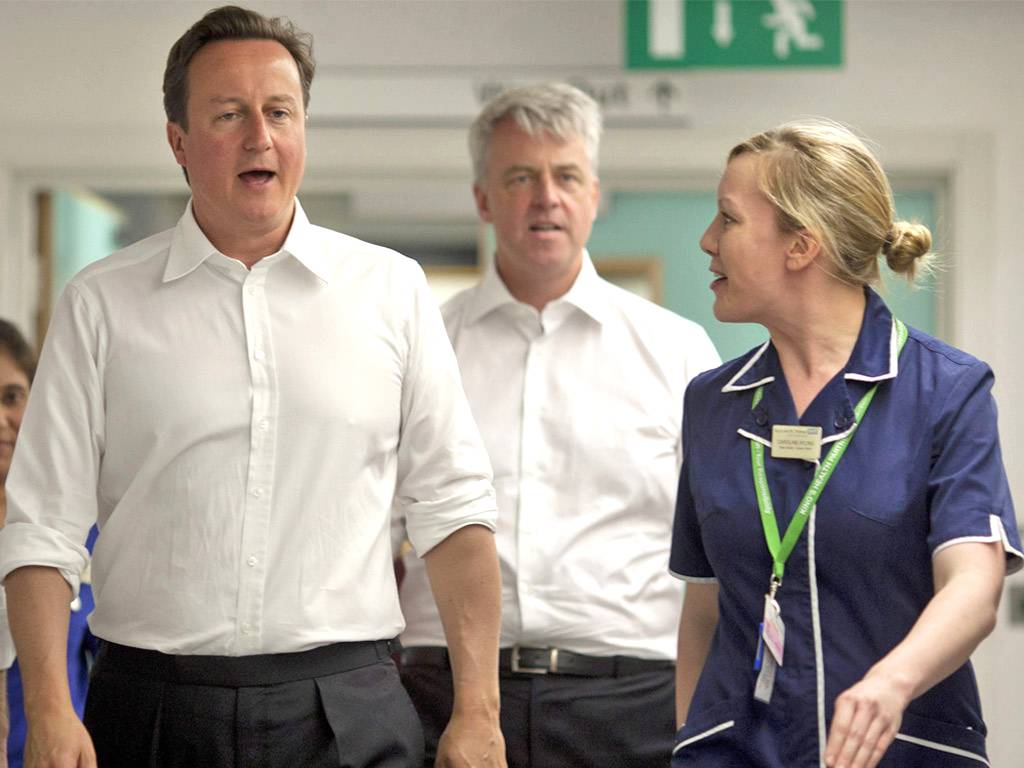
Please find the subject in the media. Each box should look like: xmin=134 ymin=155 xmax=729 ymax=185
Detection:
xmin=626 ymin=0 xmax=843 ymax=69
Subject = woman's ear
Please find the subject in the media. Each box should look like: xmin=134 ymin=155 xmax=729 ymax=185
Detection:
xmin=785 ymin=229 xmax=821 ymax=272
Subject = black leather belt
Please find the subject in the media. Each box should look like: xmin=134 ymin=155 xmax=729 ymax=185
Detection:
xmin=97 ymin=639 xmax=398 ymax=687
xmin=401 ymin=646 xmax=673 ymax=678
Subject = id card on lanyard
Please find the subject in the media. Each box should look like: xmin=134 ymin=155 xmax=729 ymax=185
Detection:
xmin=750 ymin=319 xmax=908 ymax=703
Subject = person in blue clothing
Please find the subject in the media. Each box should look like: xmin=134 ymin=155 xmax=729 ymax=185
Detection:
xmin=0 ymin=320 xmax=98 ymax=768
xmin=0 ymin=318 xmax=37 ymax=768
xmin=5 ymin=530 xmax=98 ymax=768
xmin=670 ymin=120 xmax=1021 ymax=768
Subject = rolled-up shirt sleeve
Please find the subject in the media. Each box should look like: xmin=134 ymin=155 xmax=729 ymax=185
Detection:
xmin=394 ymin=264 xmax=497 ymax=557
xmin=0 ymin=283 xmax=102 ymax=595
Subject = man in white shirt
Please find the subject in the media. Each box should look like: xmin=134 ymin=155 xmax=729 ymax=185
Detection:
xmin=0 ymin=7 xmax=504 ymax=768
xmin=396 ymin=84 xmax=720 ymax=767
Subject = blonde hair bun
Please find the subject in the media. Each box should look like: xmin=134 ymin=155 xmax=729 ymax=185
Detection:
xmin=883 ymin=221 xmax=933 ymax=280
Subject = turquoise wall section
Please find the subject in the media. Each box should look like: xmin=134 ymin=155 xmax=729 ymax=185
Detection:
xmin=587 ymin=189 xmax=937 ymax=362
xmin=53 ymin=190 xmax=122 ymax=305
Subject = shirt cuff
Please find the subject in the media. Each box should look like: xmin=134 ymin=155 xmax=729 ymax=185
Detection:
xmin=404 ymin=490 xmax=498 ymax=557
xmin=0 ymin=521 xmax=89 ymax=599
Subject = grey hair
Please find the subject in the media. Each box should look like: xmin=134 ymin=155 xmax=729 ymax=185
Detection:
xmin=469 ymin=82 xmax=602 ymax=185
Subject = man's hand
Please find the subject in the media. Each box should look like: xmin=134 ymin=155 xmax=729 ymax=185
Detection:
xmin=435 ymin=709 xmax=506 ymax=768
xmin=24 ymin=706 xmax=96 ymax=768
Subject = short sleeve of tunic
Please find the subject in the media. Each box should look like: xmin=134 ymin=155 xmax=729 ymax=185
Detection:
xmin=670 ymin=377 xmax=716 ymax=581
xmin=927 ymin=358 xmax=1022 ymax=572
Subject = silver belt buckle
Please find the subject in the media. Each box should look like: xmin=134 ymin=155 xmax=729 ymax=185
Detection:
xmin=510 ymin=646 xmax=559 ymax=674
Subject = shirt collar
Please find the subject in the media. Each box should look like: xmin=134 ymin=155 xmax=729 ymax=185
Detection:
xmin=724 ymin=287 xmax=899 ymax=447
xmin=163 ymin=198 xmax=332 ymax=284
xmin=843 ymin=287 xmax=902 ymax=382
xmin=463 ymin=249 xmax=609 ymax=326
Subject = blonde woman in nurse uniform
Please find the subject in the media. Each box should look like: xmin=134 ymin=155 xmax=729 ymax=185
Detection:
xmin=670 ymin=120 xmax=1020 ymax=768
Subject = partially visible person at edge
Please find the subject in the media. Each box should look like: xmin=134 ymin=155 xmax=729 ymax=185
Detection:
xmin=0 ymin=6 xmax=505 ymax=768
xmin=0 ymin=321 xmax=98 ymax=768
xmin=670 ymin=119 xmax=1019 ymax=768
xmin=396 ymin=82 xmax=720 ymax=768
xmin=0 ymin=318 xmax=36 ymax=768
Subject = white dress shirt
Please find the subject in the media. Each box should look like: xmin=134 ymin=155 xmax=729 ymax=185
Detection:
xmin=398 ymin=253 xmax=720 ymax=660
xmin=0 ymin=200 xmax=496 ymax=656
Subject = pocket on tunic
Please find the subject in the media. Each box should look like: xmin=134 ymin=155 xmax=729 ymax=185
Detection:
xmin=850 ymin=504 xmax=903 ymax=527
xmin=885 ymin=710 xmax=989 ymax=766
xmin=672 ymin=695 xmax=744 ymax=761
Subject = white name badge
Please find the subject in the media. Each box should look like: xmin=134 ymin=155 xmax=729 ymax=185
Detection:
xmin=771 ymin=425 xmax=822 ymax=461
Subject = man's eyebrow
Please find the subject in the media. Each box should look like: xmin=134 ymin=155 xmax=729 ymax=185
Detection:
xmin=206 ymin=94 xmax=299 ymax=105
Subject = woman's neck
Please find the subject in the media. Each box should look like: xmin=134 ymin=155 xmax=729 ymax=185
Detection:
xmin=766 ymin=284 xmax=866 ymax=419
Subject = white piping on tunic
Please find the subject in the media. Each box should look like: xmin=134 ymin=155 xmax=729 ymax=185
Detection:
xmin=740 ymin=423 xmax=854 ymax=450
xmin=820 ymin=423 xmax=856 ymax=446
xmin=722 ymin=340 xmax=773 ymax=392
xmin=670 ymin=571 xmax=719 ymax=584
xmin=808 ymin=500 xmax=827 ymax=768
xmin=893 ymin=733 xmax=990 ymax=765
xmin=738 ymin=428 xmax=771 ymax=448
xmin=845 ymin=318 xmax=900 ymax=383
xmin=672 ymin=720 xmax=736 ymax=754
xmin=932 ymin=514 xmax=1024 ymax=575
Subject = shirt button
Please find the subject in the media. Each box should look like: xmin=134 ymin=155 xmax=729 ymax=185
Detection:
xmin=251 ymin=488 xmax=262 ymax=498
xmin=241 ymin=623 xmax=253 ymax=635
xmin=259 ymin=419 xmax=270 ymax=431
xmin=248 ymin=285 xmax=260 ymax=295
xmin=254 ymin=349 xmax=266 ymax=361
xmin=754 ymin=411 xmax=768 ymax=426
xmin=247 ymin=556 xmax=258 ymax=567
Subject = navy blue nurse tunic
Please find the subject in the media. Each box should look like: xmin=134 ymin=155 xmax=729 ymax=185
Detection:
xmin=670 ymin=289 xmax=1022 ymax=767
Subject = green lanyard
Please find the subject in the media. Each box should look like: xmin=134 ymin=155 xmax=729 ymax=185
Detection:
xmin=750 ymin=319 xmax=908 ymax=586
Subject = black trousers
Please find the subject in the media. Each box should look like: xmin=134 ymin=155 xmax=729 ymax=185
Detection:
xmin=400 ymin=660 xmax=676 ymax=768
xmin=84 ymin=640 xmax=424 ymax=768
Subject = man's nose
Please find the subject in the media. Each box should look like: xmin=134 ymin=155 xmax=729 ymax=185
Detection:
xmin=244 ymin=115 xmax=273 ymax=151
xmin=531 ymin=174 xmax=558 ymax=207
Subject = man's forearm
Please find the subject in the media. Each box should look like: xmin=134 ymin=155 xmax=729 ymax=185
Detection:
xmin=424 ymin=524 xmax=502 ymax=715
xmin=5 ymin=566 xmax=75 ymax=722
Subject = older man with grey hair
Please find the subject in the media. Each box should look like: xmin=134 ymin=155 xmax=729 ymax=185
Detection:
xmin=396 ymin=83 xmax=720 ymax=767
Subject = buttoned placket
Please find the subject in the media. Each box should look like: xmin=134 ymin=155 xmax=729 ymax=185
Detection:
xmin=513 ymin=302 xmax=574 ymax=639
xmin=513 ymin=305 xmax=550 ymax=637
xmin=235 ymin=261 xmax=279 ymax=652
